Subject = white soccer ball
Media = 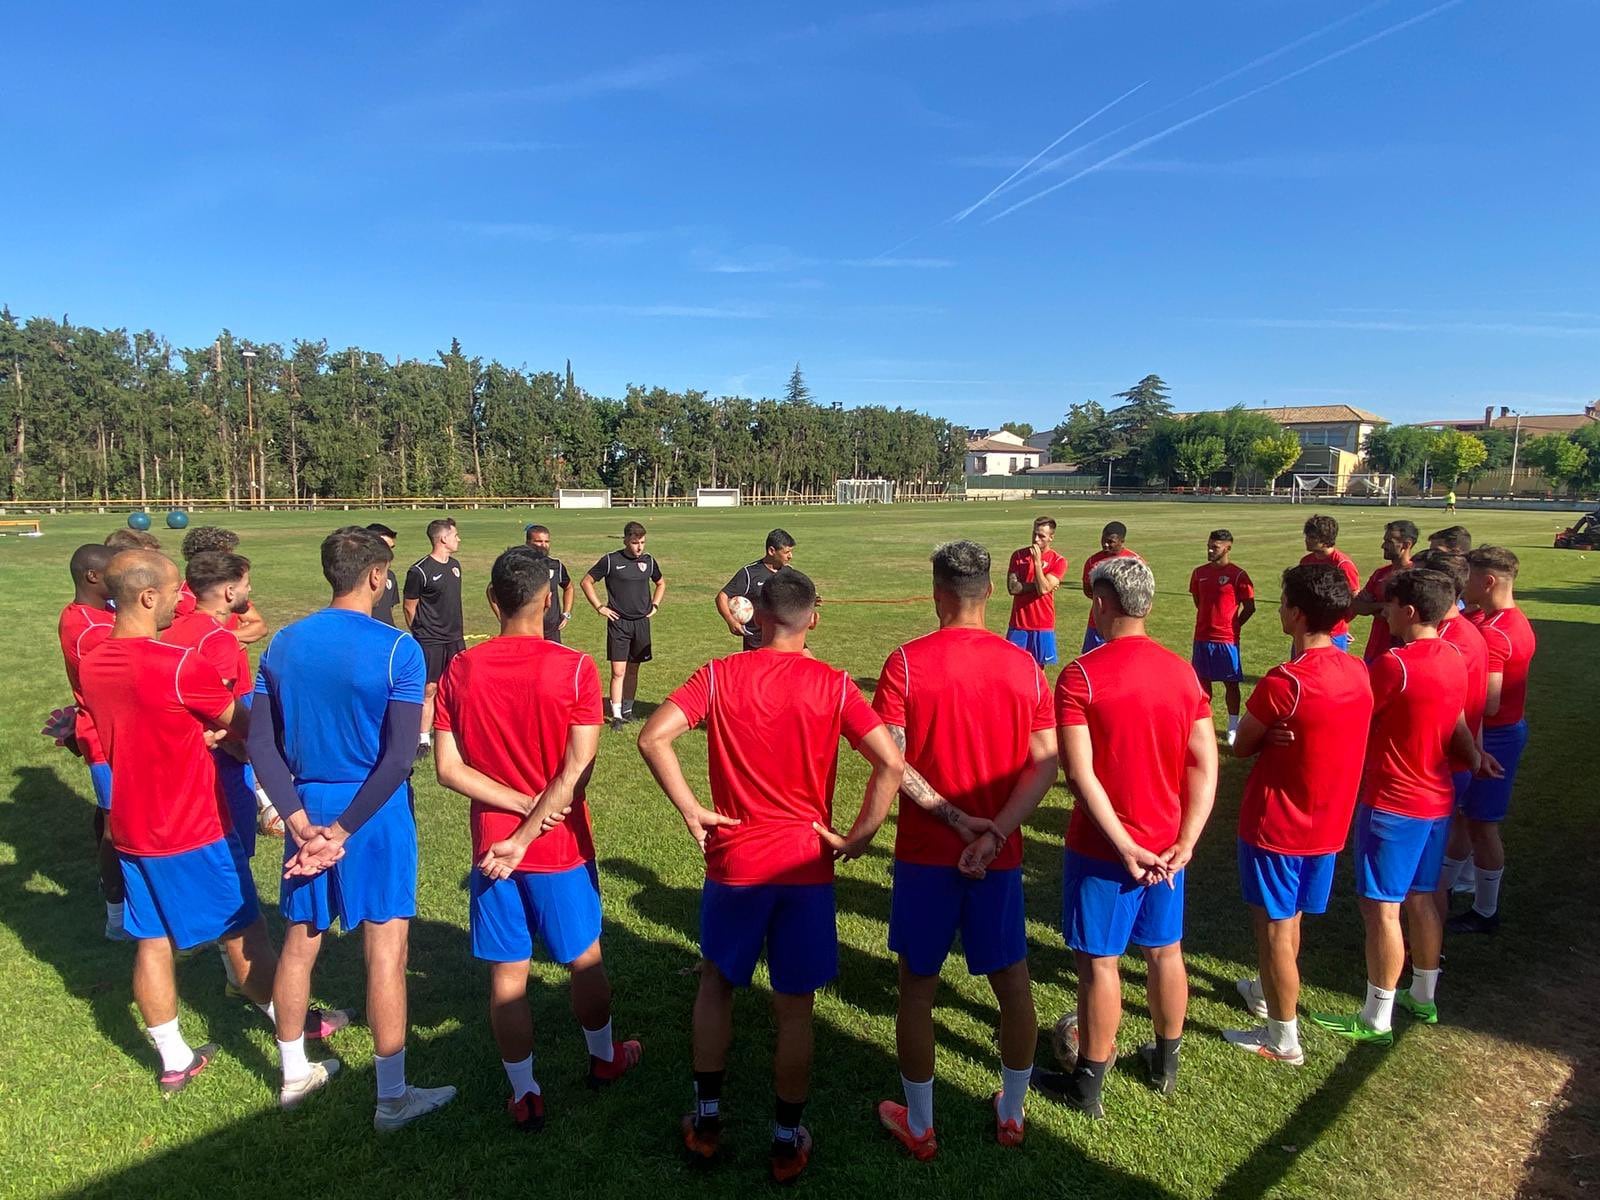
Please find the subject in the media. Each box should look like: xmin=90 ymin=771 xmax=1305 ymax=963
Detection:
xmin=728 ymin=595 xmax=755 ymax=625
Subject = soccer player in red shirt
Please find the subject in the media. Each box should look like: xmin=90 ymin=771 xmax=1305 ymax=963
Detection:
xmin=1078 ymin=521 xmax=1138 ymax=653
xmin=1033 ymin=556 xmax=1218 ymax=1118
xmin=434 ymin=548 xmax=640 ymax=1132
xmin=1188 ymin=529 xmax=1256 ymax=744
xmin=872 ymin=540 xmax=1058 ymax=1158
xmin=1299 ymin=514 xmax=1360 ymax=652
xmin=1005 ymin=516 xmax=1068 ymax=667
xmin=1352 ymin=519 xmax=1418 ymax=663
xmin=1225 ymin=563 xmax=1373 ymax=1064
xmin=1447 ymin=546 xmax=1537 ymax=934
xmin=78 ymin=550 xmax=280 ymax=1096
xmin=1311 ymin=569 xmax=1494 ymax=1042
xmin=174 ymin=526 xmax=270 ymax=644
xmin=57 ymin=543 xmax=121 ymax=938
xmin=638 ymin=568 xmax=903 ymax=1184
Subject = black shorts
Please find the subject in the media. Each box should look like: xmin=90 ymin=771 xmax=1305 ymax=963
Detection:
xmin=422 ymin=639 xmax=466 ymax=684
xmin=605 ymin=616 xmax=653 ymax=664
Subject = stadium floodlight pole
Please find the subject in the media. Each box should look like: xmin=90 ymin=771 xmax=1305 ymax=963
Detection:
xmin=242 ymin=347 xmax=258 ymax=508
xmin=1508 ymin=410 xmax=1523 ymax=491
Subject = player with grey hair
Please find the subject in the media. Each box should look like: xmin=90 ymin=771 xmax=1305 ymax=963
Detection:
xmin=1091 ymin=555 xmax=1156 ymax=618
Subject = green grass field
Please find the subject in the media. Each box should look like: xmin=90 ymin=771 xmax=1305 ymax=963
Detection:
xmin=3 ymin=501 xmax=1597 ymax=1199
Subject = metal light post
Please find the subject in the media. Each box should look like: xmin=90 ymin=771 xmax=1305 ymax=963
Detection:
xmin=1508 ymin=410 xmax=1523 ymax=491
xmin=241 ymin=348 xmax=258 ymax=507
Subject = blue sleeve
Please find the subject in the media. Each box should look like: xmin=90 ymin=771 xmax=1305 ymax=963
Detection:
xmin=332 ymin=699 xmax=424 ymax=836
xmin=247 ymin=685 xmax=304 ymax=821
xmin=252 ymin=636 xmax=273 ymax=698
xmin=389 ymin=634 xmax=426 ymax=704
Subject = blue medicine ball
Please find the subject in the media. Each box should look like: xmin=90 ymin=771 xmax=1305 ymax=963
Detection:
xmin=166 ymin=510 xmax=190 ymax=529
xmin=126 ymin=511 xmax=152 ymax=531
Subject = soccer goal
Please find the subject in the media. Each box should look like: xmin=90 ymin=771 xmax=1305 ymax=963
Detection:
xmin=555 ymin=488 xmax=612 ymax=509
xmin=695 ymin=487 xmax=742 ymax=508
xmin=835 ymin=478 xmax=896 ymax=505
xmin=1290 ymin=473 xmax=1395 ymax=506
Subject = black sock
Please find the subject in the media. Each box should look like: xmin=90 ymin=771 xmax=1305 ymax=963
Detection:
xmin=1070 ymin=1057 xmax=1109 ymax=1104
xmin=1156 ymin=1035 xmax=1182 ymax=1074
xmin=773 ymin=1096 xmax=806 ymax=1145
xmin=693 ymin=1070 xmax=724 ymax=1126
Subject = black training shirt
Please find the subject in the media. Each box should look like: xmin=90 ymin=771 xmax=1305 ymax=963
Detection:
xmin=533 ymin=554 xmax=571 ymax=640
xmin=587 ymin=550 xmax=662 ymax=620
xmin=373 ymin=569 xmax=400 ymax=627
xmin=720 ymin=559 xmax=779 ymax=650
xmin=403 ymin=555 xmax=464 ymax=644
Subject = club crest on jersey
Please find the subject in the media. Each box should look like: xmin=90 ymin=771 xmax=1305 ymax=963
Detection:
xmin=637 ymin=561 xmax=648 ymax=571
xmin=452 ymin=566 xmax=460 ymax=578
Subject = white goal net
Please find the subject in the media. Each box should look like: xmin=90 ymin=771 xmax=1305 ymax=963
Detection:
xmin=556 ymin=488 xmax=612 ymax=509
xmin=835 ymin=478 xmax=896 ymax=505
xmin=1290 ymin=473 xmax=1395 ymax=505
xmin=695 ymin=488 xmax=742 ymax=508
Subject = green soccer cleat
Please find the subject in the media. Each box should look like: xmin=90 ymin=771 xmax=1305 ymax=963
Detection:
xmin=1309 ymin=1011 xmax=1394 ymax=1046
xmin=1395 ymin=990 xmax=1439 ymax=1025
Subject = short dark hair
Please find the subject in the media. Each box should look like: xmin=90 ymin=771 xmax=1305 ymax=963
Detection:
xmin=1102 ymin=521 xmax=1127 ymax=539
xmin=321 ymin=526 xmax=393 ymax=595
xmin=1303 ymin=514 xmax=1339 ymax=547
xmin=181 ymin=526 xmax=239 ymax=559
xmin=525 ymin=523 xmax=550 ymax=539
xmin=1385 ymin=519 xmax=1420 ymax=546
xmin=766 ymin=528 xmax=796 ymax=552
xmin=70 ymin=543 xmax=114 ymax=586
xmin=186 ymin=551 xmax=251 ymax=597
xmin=1410 ymin=548 xmax=1468 ymax=598
xmin=490 ymin=546 xmax=551 ymax=615
xmin=366 ymin=522 xmax=398 ymax=539
xmin=931 ymin=540 xmax=991 ymax=601
xmin=426 ymin=517 xmax=457 ymax=544
xmin=622 ymin=521 xmax=646 ymax=540
xmin=1467 ymin=545 xmax=1519 ymax=578
xmin=1208 ymin=528 xmax=1233 ymax=543
xmin=105 ymin=528 xmax=161 ymax=551
xmin=757 ymin=566 xmax=817 ymax=630
xmin=1032 ymin=516 xmax=1057 ymax=533
xmin=1389 ymin=568 xmax=1456 ymax=623
xmin=1281 ymin=563 xmax=1353 ymax=633
xmin=1429 ymin=525 xmax=1472 ymax=553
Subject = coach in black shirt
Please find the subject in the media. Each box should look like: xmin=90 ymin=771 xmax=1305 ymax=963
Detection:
xmin=716 ymin=528 xmax=796 ymax=651
xmin=403 ymin=516 xmax=464 ymax=751
xmin=582 ymin=520 xmax=666 ymax=731
xmin=367 ymin=523 xmax=401 ymax=627
xmin=524 ymin=523 xmax=575 ymax=644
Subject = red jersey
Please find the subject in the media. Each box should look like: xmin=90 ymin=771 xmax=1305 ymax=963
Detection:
xmin=79 ymin=638 xmax=235 ymax=856
xmin=165 ymin=609 xmax=252 ymax=698
xmin=1081 ymin=547 xmax=1141 ymax=628
xmin=1438 ymin=612 xmax=1488 ymax=771
xmin=58 ymin=602 xmax=114 ymax=763
xmin=873 ymin=627 xmax=1054 ymax=870
xmin=1359 ymin=564 xmax=1398 ymax=662
xmin=1007 ymin=547 xmax=1068 ymax=632
xmin=1299 ymin=549 xmax=1360 ymax=638
xmin=1470 ymin=607 xmax=1537 ymax=727
xmin=1239 ymin=647 xmax=1374 ymax=854
xmin=1361 ymin=638 xmax=1467 ymax=820
xmin=434 ymin=636 xmax=604 ymax=873
xmin=667 ymin=649 xmax=882 ymax=887
xmin=1188 ymin=562 xmax=1255 ymax=644
xmin=1055 ymin=636 xmax=1210 ymax=862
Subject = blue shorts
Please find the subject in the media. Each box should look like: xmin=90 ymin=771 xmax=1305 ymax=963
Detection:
xmin=215 ymin=750 xmax=257 ymax=860
xmin=889 ymin=862 xmax=1027 ymax=977
xmin=1237 ymin=840 xmax=1335 ymax=920
xmin=1354 ymin=804 xmax=1450 ymax=902
xmin=1451 ymin=770 xmax=1472 ymax=808
xmin=701 ymin=880 xmax=837 ymax=995
xmin=1006 ymin=627 xmax=1058 ymax=667
xmin=121 ymin=836 xmax=260 ymax=948
xmin=88 ymin=761 xmax=112 ymax=810
xmin=1061 ymin=850 xmax=1184 ymax=958
xmin=470 ymin=862 xmax=603 ymax=964
xmin=281 ymin=782 xmax=417 ymax=932
xmin=1191 ymin=641 xmax=1243 ymax=685
xmin=1462 ymin=720 xmax=1528 ymax=823
xmin=1081 ymin=625 xmax=1106 ymax=654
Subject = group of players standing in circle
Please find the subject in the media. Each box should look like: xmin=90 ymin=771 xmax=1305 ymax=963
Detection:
xmin=49 ymin=505 xmax=1534 ymax=1183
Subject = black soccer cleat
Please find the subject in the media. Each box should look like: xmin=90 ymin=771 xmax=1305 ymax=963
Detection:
xmin=1029 ymin=1067 xmax=1104 ymax=1120
xmin=1446 ymin=908 xmax=1500 ymax=935
xmin=1138 ymin=1041 xmax=1180 ymax=1096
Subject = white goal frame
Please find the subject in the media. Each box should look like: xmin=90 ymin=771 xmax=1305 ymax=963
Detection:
xmin=1290 ymin=473 xmax=1395 ymax=506
xmin=695 ymin=487 xmax=742 ymax=508
xmin=835 ymin=478 xmax=896 ymax=505
xmin=556 ymin=488 xmax=612 ymax=509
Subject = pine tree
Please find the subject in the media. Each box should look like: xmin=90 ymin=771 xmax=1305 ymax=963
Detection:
xmin=786 ymin=363 xmax=811 ymax=406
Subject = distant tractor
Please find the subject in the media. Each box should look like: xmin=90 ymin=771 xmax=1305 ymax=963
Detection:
xmin=1554 ymin=509 xmax=1600 ymax=550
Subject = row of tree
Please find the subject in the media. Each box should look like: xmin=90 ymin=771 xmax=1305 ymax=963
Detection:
xmin=1364 ymin=421 xmax=1600 ymax=493
xmin=0 ymin=308 xmax=964 ymax=503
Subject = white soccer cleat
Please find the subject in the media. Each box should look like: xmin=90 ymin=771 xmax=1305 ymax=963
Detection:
xmin=1222 ymin=1027 xmax=1304 ymax=1066
xmin=281 ymin=1059 xmax=341 ymax=1109
xmin=1235 ymin=977 xmax=1269 ymax=1019
xmin=373 ymin=1083 xmax=457 ymax=1131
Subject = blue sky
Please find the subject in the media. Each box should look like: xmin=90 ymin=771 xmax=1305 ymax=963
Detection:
xmin=4 ymin=1 xmax=1596 ymax=429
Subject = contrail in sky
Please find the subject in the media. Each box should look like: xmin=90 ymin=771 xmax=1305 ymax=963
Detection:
xmin=951 ymin=80 xmax=1149 ymax=223
xmin=983 ymin=0 xmax=1467 ymax=223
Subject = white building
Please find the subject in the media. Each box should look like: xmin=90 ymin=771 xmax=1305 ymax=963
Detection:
xmin=966 ymin=430 xmax=1043 ymax=476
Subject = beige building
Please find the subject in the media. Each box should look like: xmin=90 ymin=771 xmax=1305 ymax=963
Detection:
xmin=965 ymin=430 xmax=1044 ymax=476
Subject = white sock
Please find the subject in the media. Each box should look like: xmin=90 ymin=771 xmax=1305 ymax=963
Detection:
xmin=1474 ymin=867 xmax=1504 ymax=917
xmin=148 ymin=1018 xmax=195 ymax=1073
xmin=1267 ymin=1016 xmax=1300 ymax=1055
xmin=1361 ymin=982 xmax=1395 ymax=1033
xmin=1409 ymin=967 xmax=1441 ymax=1005
xmin=900 ymin=1074 xmax=934 ymax=1137
xmin=1227 ymin=714 xmax=1241 ymax=734
xmin=278 ymin=1035 xmax=310 ymax=1082
xmin=503 ymin=1055 xmax=540 ymax=1098
xmin=255 ymin=1000 xmax=275 ymax=1023
xmin=998 ymin=1066 xmax=1030 ymax=1124
xmin=1458 ymin=858 xmax=1477 ymax=885
xmin=106 ymin=900 xmax=124 ymax=926
xmin=218 ymin=944 xmax=241 ymax=988
xmin=609 ymin=701 xmax=622 ymax=719
xmin=374 ymin=1048 xmax=407 ymax=1100
xmin=255 ymin=785 xmax=275 ymax=813
xmin=1438 ymin=856 xmax=1469 ymax=891
xmin=418 ymin=730 xmax=432 ymax=747
xmin=583 ymin=1020 xmax=614 ymax=1062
